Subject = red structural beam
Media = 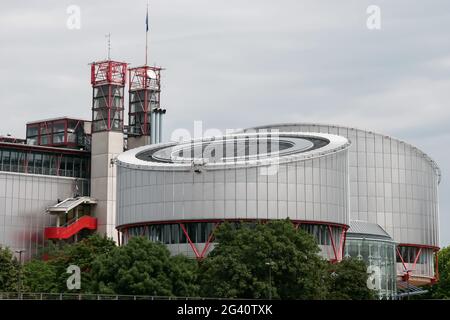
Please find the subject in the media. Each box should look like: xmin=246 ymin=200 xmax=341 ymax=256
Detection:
xmin=91 ymin=60 xmax=127 ymax=86
xmin=117 ymin=218 xmax=349 ymax=231
xmin=179 ymin=223 xmax=201 ymax=258
xmin=199 ymin=222 xmax=220 ymax=260
xmin=396 ymin=247 xmax=409 ymax=273
xmin=327 ymin=225 xmax=338 ymax=263
xmin=338 ymin=228 xmax=347 ymax=261
xmin=398 ymin=243 xmax=440 ymax=251
xmin=0 ymin=142 xmax=90 ymax=155
xmin=129 ymin=65 xmax=162 ymax=90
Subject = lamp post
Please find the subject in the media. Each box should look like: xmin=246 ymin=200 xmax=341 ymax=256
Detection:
xmin=265 ymin=261 xmax=276 ymax=300
xmin=15 ymin=249 xmax=26 ymax=299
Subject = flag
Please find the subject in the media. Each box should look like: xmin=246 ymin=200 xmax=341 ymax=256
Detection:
xmin=146 ymin=4 xmax=149 ymax=32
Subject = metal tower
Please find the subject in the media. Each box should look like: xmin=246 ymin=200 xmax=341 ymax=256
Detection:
xmin=91 ymin=60 xmax=127 ymax=132
xmin=127 ymin=65 xmax=166 ymax=149
xmin=90 ymin=60 xmax=127 ymax=241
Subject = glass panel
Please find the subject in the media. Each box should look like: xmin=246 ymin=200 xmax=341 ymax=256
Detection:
xmin=53 ymin=133 xmax=65 ymax=144
xmin=67 ymin=133 xmax=77 ymax=143
xmin=53 ymin=122 xmax=65 ymax=133
xmin=26 ymin=125 xmax=39 ymax=137
xmin=34 ymin=153 xmax=42 ymax=174
xmin=10 ymin=151 xmax=18 ymax=171
xmin=41 ymin=135 xmax=51 ymax=145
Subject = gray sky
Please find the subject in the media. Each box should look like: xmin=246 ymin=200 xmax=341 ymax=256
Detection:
xmin=1 ymin=0 xmax=449 ymax=246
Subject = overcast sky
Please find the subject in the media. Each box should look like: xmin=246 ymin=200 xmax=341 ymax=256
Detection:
xmin=1 ymin=0 xmax=449 ymax=245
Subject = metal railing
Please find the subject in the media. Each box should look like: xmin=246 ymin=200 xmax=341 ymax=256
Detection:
xmin=0 ymin=292 xmax=230 ymax=301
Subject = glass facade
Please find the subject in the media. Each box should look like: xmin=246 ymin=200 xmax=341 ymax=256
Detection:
xmin=128 ymin=66 xmax=162 ymax=136
xmin=125 ymin=222 xmax=215 ymax=245
xmin=396 ymin=246 xmax=435 ymax=279
xmin=92 ymin=84 xmax=124 ymax=132
xmin=128 ymin=90 xmax=159 ymax=136
xmin=122 ymin=221 xmax=345 ymax=261
xmin=345 ymin=236 xmax=397 ymax=299
xmin=26 ymin=118 xmax=90 ymax=149
xmin=0 ymin=146 xmax=90 ymax=180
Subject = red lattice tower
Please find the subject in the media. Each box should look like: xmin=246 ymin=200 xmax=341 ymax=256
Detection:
xmin=128 ymin=65 xmax=162 ymax=137
xmin=90 ymin=60 xmax=128 ymax=132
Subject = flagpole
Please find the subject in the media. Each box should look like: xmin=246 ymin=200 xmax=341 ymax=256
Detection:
xmin=145 ymin=0 xmax=149 ymax=66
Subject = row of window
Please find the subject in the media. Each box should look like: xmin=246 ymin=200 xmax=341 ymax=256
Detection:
xmin=396 ymin=246 xmax=428 ymax=264
xmin=127 ymin=222 xmax=216 ymax=244
xmin=0 ymin=148 xmax=90 ymax=179
xmin=123 ymin=222 xmax=342 ymax=247
xmin=26 ymin=119 xmax=88 ymax=148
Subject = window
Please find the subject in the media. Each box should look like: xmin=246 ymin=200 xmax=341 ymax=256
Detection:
xmin=396 ymin=246 xmax=426 ymax=264
xmin=53 ymin=122 xmax=65 ymax=133
xmin=53 ymin=133 xmax=65 ymax=144
xmin=10 ymin=151 xmax=18 ymax=171
xmin=2 ymin=150 xmax=10 ymax=171
xmin=41 ymin=135 xmax=51 ymax=145
xmin=42 ymin=154 xmax=50 ymax=175
xmin=26 ymin=125 xmax=39 ymax=145
xmin=34 ymin=153 xmax=42 ymax=174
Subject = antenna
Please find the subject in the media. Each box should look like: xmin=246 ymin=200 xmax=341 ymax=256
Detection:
xmin=145 ymin=0 xmax=149 ymax=66
xmin=106 ymin=33 xmax=111 ymax=60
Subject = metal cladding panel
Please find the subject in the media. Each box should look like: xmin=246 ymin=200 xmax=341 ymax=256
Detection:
xmin=116 ymin=149 xmax=349 ymax=228
xmin=0 ymin=172 xmax=87 ymax=260
xmin=243 ymin=124 xmax=440 ymax=248
xmin=347 ymin=220 xmax=392 ymax=239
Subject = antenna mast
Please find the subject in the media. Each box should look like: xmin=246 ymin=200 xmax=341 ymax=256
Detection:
xmin=106 ymin=33 xmax=111 ymax=60
xmin=145 ymin=1 xmax=149 ymax=66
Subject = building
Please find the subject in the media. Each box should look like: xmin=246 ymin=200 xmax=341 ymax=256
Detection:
xmin=242 ymin=124 xmax=440 ymax=287
xmin=116 ymin=132 xmax=351 ymax=261
xmin=345 ymin=220 xmax=397 ymax=299
xmin=0 ymin=58 xmax=167 ymax=259
xmin=115 ymin=123 xmax=441 ymax=298
xmin=0 ymin=128 xmax=91 ymax=260
xmin=0 ymin=56 xmax=440 ymax=297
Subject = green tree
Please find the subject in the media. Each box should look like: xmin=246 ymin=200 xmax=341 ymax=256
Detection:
xmin=41 ymin=234 xmax=116 ymax=292
xmin=0 ymin=246 xmax=19 ymax=292
xmin=428 ymin=246 xmax=450 ymax=299
xmin=22 ymin=260 xmax=58 ymax=293
xmin=327 ymin=257 xmax=375 ymax=300
xmin=91 ymin=236 xmax=187 ymax=296
xmin=169 ymin=255 xmax=200 ymax=297
xmin=199 ymin=219 xmax=329 ymax=299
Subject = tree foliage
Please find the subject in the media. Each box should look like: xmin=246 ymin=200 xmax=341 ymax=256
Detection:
xmin=327 ymin=257 xmax=375 ymax=300
xmin=22 ymin=259 xmax=59 ymax=293
xmin=19 ymin=234 xmax=117 ymax=293
xmin=426 ymin=246 xmax=450 ymax=299
xmin=0 ymin=223 xmax=380 ymax=300
xmin=199 ymin=219 xmax=330 ymax=299
xmin=90 ymin=236 xmax=199 ymax=297
xmin=0 ymin=246 xmax=19 ymax=292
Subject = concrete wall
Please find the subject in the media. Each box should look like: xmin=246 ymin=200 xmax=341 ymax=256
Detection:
xmin=90 ymin=131 xmax=123 ymax=241
xmin=127 ymin=135 xmax=151 ymax=151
